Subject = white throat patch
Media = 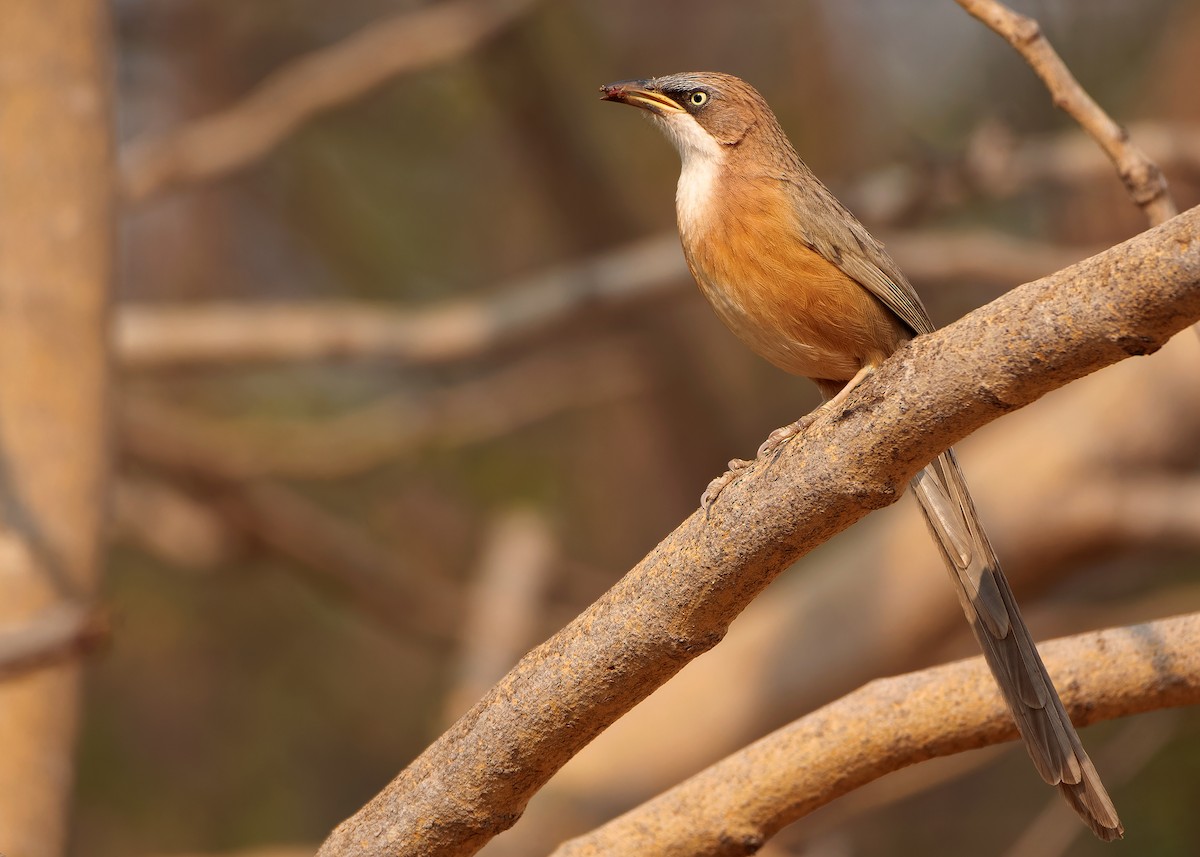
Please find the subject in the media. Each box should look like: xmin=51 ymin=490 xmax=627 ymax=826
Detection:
xmin=652 ymin=112 xmax=726 ymax=238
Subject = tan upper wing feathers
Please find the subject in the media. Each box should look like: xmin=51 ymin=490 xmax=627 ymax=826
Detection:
xmin=782 ymin=171 xmax=935 ymax=338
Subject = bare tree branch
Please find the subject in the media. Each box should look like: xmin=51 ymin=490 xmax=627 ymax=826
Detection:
xmin=553 ymin=614 xmax=1200 ymax=857
xmin=120 ymin=0 xmax=542 ymax=204
xmin=962 ymin=121 xmax=1200 ymax=201
xmin=115 ymin=236 xmax=683 ymax=369
xmin=315 ymin=205 xmax=1200 ymax=857
xmin=0 ymin=604 xmax=109 ymax=681
xmin=955 ymin=0 xmax=1177 ymax=226
xmin=564 ymin=322 xmax=1200 ymax=821
xmin=0 ymin=2 xmax=113 ymax=854
xmin=214 ymin=481 xmax=461 ymax=645
xmin=113 ymin=475 xmax=243 ymax=571
xmin=114 ymin=229 xmax=1093 ymax=371
xmin=117 ymin=338 xmax=647 ymax=480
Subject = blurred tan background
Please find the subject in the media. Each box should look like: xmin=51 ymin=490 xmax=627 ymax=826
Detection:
xmin=29 ymin=0 xmax=1200 ymax=854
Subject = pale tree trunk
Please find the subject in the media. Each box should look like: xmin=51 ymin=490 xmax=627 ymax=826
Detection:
xmin=0 ymin=2 xmax=114 ymax=855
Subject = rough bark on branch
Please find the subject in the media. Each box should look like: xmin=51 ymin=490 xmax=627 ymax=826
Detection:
xmin=316 ymin=207 xmax=1200 ymax=857
xmin=553 ymin=612 xmax=1200 ymax=857
xmin=541 ymin=340 xmax=1200 ymax=846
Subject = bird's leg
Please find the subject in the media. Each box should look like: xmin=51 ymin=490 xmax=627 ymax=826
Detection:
xmin=756 ymin=364 xmax=874 ymax=458
xmin=701 ymin=365 xmax=875 ymax=510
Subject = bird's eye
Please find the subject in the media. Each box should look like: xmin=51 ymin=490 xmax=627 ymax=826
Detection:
xmin=689 ymin=90 xmax=708 ymax=107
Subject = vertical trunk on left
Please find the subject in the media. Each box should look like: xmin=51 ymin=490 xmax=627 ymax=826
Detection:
xmin=0 ymin=2 xmax=114 ymax=855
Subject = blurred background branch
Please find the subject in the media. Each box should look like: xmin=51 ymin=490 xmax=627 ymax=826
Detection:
xmin=120 ymin=0 xmax=544 ymax=204
xmin=0 ymin=3 xmax=113 ymax=856
xmin=442 ymin=507 xmax=556 ymax=723
xmin=113 ymin=226 xmax=1101 ymax=370
xmin=955 ymin=0 xmax=1177 ymax=225
xmin=8 ymin=1 xmax=1189 ymax=855
xmin=115 ymin=237 xmax=681 ymax=368
xmin=0 ymin=604 xmax=110 ymax=682
xmin=117 ymin=338 xmax=646 ymax=478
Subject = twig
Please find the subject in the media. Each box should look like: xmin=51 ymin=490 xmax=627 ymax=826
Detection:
xmin=120 ymin=0 xmax=542 ymax=204
xmin=315 ymin=206 xmax=1200 ymax=857
xmin=0 ymin=603 xmax=109 ymax=681
xmin=955 ymin=0 xmax=1177 ymax=226
xmin=553 ymin=614 xmax=1200 ymax=857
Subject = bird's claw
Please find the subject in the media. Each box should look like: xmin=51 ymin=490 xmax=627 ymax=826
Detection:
xmin=756 ymin=414 xmax=816 ymax=459
xmin=701 ymin=458 xmax=753 ymax=511
xmin=702 ymin=414 xmax=820 ymax=511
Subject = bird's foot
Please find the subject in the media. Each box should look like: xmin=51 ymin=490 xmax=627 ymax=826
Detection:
xmin=755 ymin=413 xmax=817 ymax=459
xmin=701 ymin=458 xmax=753 ymax=511
xmin=700 ymin=413 xmax=818 ymax=511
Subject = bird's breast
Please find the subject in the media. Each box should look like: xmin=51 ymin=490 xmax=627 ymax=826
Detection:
xmin=676 ymin=150 xmax=722 ymax=241
xmin=677 ymin=174 xmax=905 ymax=382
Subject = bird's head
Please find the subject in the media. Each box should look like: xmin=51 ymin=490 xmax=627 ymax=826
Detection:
xmin=599 ymin=72 xmax=775 ymax=163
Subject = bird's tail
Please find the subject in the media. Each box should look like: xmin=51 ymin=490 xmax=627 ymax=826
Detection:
xmin=909 ymin=449 xmax=1123 ymax=841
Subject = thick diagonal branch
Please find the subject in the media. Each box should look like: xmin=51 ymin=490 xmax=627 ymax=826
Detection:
xmin=316 ymin=207 xmax=1199 ymax=857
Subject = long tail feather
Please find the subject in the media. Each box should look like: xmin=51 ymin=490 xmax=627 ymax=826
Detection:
xmin=910 ymin=449 xmax=1122 ymax=841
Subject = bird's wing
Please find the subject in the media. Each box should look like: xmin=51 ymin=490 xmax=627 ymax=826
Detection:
xmin=784 ymin=172 xmax=936 ymax=337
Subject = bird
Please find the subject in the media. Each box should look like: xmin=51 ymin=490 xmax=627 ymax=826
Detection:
xmin=600 ymin=72 xmax=1122 ymax=841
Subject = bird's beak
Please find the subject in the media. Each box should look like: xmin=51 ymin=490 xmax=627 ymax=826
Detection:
xmin=599 ymin=80 xmax=685 ymax=115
